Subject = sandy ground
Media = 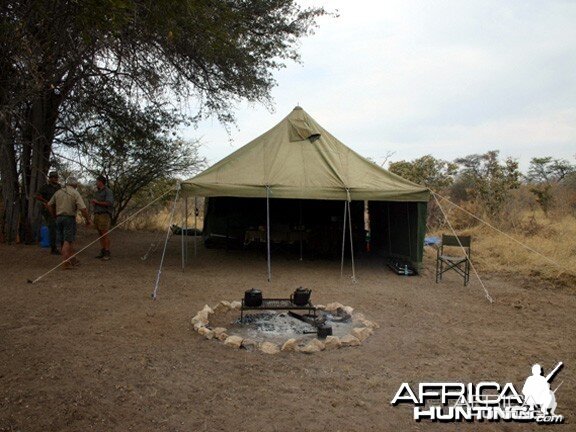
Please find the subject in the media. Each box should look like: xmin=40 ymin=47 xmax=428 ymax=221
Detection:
xmin=0 ymin=227 xmax=574 ymax=432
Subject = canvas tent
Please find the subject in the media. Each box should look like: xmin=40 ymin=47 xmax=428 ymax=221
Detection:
xmin=183 ymin=106 xmax=429 ymax=276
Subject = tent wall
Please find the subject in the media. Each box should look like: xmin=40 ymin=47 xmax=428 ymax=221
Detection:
xmin=368 ymin=201 xmax=427 ymax=266
xmin=203 ymin=197 xmax=427 ymax=265
xmin=203 ymin=197 xmax=364 ymax=257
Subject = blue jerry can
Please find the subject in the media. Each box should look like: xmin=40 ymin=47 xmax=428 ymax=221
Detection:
xmin=40 ymin=225 xmax=51 ymax=248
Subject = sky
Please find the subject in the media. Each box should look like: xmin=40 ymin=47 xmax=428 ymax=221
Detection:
xmin=185 ymin=0 xmax=576 ymax=171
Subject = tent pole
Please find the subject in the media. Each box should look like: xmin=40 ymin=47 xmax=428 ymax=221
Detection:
xmin=193 ymin=196 xmax=198 ymax=257
xmin=299 ymin=199 xmax=303 ymax=261
xmin=387 ymin=204 xmax=392 ymax=256
xmin=184 ymin=196 xmax=188 ymax=264
xmin=347 ymin=196 xmax=357 ymax=283
xmin=181 ymin=197 xmax=185 ymax=272
xmin=407 ymin=202 xmax=412 ymax=261
xmin=266 ymin=186 xmax=272 ymax=282
xmin=340 ymin=200 xmax=347 ymax=277
xmin=152 ymin=183 xmax=181 ymax=300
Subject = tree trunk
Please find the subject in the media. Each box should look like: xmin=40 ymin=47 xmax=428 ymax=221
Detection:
xmin=21 ymin=91 xmax=60 ymax=243
xmin=0 ymin=115 xmax=20 ymax=244
xmin=0 ymin=68 xmax=20 ymax=243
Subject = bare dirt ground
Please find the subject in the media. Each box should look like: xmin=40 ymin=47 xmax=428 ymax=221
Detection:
xmin=1 ymin=227 xmax=574 ymax=432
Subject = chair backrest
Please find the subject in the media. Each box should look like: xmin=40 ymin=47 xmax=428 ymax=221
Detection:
xmin=442 ymin=234 xmax=471 ymax=248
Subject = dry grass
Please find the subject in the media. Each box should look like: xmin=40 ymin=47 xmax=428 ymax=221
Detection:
xmin=431 ymin=209 xmax=576 ymax=289
xmin=119 ymin=202 xmax=204 ymax=232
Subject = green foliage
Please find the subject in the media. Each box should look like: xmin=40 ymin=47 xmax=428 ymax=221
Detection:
xmin=453 ymin=150 xmax=521 ymax=217
xmin=527 ymin=157 xmax=575 ymax=184
xmin=525 ymin=157 xmax=575 ymax=214
xmin=530 ymin=184 xmax=553 ymax=215
xmin=0 ymin=0 xmax=328 ymax=240
xmin=388 ymin=155 xmax=457 ymax=190
xmin=74 ymin=131 xmax=204 ymax=224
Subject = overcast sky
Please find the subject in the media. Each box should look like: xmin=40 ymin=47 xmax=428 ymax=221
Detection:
xmin=186 ymin=0 xmax=576 ymax=171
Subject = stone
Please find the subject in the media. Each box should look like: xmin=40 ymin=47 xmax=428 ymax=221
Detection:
xmin=360 ymin=319 xmax=380 ymax=329
xmin=241 ymin=339 xmax=258 ymax=350
xmin=191 ymin=310 xmax=209 ymax=325
xmin=224 ymin=335 xmax=243 ymax=349
xmin=343 ymin=306 xmax=354 ymax=315
xmin=193 ymin=321 xmax=205 ymax=331
xmin=315 ymin=304 xmax=326 ymax=310
xmin=215 ymin=300 xmax=232 ymax=311
xmin=281 ymin=338 xmax=298 ymax=352
xmin=217 ymin=332 xmax=229 ymax=342
xmin=352 ymin=313 xmax=366 ymax=322
xmin=260 ymin=342 xmax=280 ymax=354
xmin=324 ymin=336 xmax=341 ymax=350
xmin=230 ymin=301 xmax=242 ymax=310
xmin=197 ymin=327 xmax=214 ymax=339
xmin=212 ymin=327 xmax=227 ymax=338
xmin=351 ymin=327 xmax=373 ymax=342
xmin=298 ymin=339 xmax=325 ymax=354
xmin=201 ymin=304 xmax=214 ymax=315
xmin=340 ymin=334 xmax=361 ymax=347
xmin=325 ymin=302 xmax=344 ymax=312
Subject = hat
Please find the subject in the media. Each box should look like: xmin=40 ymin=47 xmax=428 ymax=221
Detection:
xmin=66 ymin=176 xmax=79 ymax=186
xmin=96 ymin=175 xmax=107 ymax=184
xmin=48 ymin=171 xmax=58 ymax=178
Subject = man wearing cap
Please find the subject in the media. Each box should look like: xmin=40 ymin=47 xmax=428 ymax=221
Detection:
xmin=91 ymin=175 xmax=114 ymax=260
xmin=48 ymin=177 xmax=91 ymax=269
xmin=35 ymin=171 xmax=61 ymax=254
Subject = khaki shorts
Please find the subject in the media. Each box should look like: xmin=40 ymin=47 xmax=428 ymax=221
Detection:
xmin=94 ymin=213 xmax=111 ymax=231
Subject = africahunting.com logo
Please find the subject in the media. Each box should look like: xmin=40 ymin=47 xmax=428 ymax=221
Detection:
xmin=391 ymin=362 xmax=564 ymax=424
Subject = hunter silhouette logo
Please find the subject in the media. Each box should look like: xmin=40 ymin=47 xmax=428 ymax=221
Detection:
xmin=391 ymin=362 xmax=564 ymax=423
xmin=522 ymin=362 xmax=562 ymax=416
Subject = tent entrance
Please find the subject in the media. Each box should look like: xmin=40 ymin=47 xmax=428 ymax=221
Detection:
xmin=368 ymin=201 xmax=427 ymax=266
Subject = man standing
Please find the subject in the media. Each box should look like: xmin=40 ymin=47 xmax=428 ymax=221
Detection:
xmin=35 ymin=171 xmax=61 ymax=254
xmin=48 ymin=177 xmax=91 ymax=270
xmin=91 ymin=175 xmax=114 ymax=261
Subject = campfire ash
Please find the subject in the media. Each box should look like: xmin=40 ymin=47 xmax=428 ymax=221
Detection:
xmin=229 ymin=310 xmax=354 ymax=343
xmin=191 ymin=300 xmax=378 ymax=354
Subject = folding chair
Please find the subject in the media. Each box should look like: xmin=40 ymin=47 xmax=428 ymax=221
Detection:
xmin=435 ymin=234 xmax=471 ymax=286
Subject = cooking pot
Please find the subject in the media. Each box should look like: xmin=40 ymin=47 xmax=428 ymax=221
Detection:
xmin=244 ymin=288 xmax=263 ymax=307
xmin=292 ymin=287 xmax=311 ymax=306
xmin=317 ymin=324 xmax=333 ymax=339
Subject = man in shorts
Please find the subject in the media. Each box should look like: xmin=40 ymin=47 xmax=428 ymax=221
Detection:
xmin=48 ymin=176 xmax=91 ymax=269
xmin=35 ymin=171 xmax=62 ymax=254
xmin=91 ymin=175 xmax=114 ymax=261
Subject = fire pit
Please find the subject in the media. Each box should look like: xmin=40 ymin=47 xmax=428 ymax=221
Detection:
xmin=190 ymin=292 xmax=379 ymax=354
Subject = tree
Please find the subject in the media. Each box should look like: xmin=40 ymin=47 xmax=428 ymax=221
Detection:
xmin=54 ymin=83 xmax=205 ymax=224
xmin=453 ymin=150 xmax=521 ymax=217
xmin=58 ymin=126 xmax=204 ymax=225
xmin=0 ymin=0 xmax=328 ymax=242
xmin=526 ymin=157 xmax=576 ymax=214
xmin=388 ymin=155 xmax=458 ymax=190
xmin=527 ymin=157 xmax=575 ymax=184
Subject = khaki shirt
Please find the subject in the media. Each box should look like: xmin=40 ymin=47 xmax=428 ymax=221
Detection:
xmin=48 ymin=186 xmax=87 ymax=216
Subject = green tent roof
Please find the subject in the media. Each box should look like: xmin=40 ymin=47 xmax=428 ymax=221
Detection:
xmin=184 ymin=107 xmax=429 ymax=202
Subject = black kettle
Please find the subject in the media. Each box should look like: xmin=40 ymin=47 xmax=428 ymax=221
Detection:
xmin=292 ymin=287 xmax=311 ymax=306
xmin=244 ymin=288 xmax=263 ymax=307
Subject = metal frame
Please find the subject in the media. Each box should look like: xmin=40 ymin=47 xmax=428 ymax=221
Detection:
xmin=435 ymin=234 xmax=471 ymax=286
xmin=240 ymin=298 xmax=317 ymax=322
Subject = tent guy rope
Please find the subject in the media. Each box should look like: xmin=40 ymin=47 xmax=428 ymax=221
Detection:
xmin=432 ymin=191 xmax=575 ymax=277
xmin=433 ymin=193 xmax=494 ymax=304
